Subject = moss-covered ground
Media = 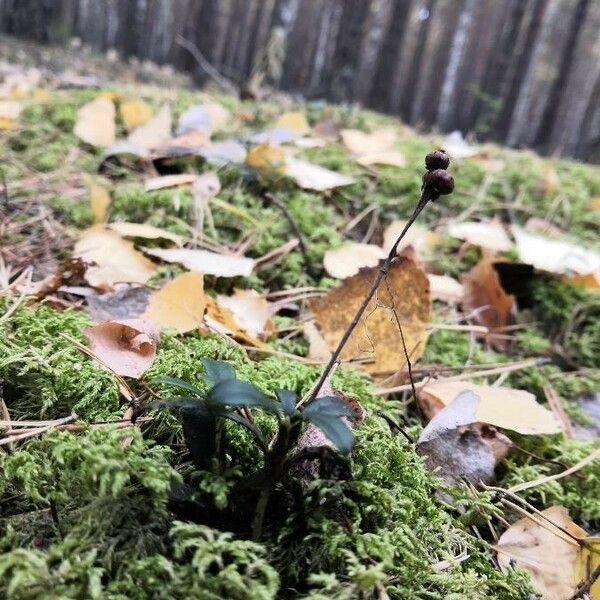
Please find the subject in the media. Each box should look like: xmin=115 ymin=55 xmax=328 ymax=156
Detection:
xmin=0 ymin=44 xmax=599 ymax=599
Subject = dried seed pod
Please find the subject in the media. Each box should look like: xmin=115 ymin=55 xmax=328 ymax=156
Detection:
xmin=425 ymin=149 xmax=450 ymax=171
xmin=423 ymin=169 xmax=454 ymax=197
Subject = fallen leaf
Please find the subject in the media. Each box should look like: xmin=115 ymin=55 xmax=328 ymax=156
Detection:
xmin=128 ymin=104 xmax=172 ymax=149
xmin=74 ymin=96 xmax=116 ymax=147
xmin=356 ymin=151 xmax=406 ymax=168
xmin=383 ymin=220 xmax=437 ymax=257
xmin=216 ymin=289 xmax=276 ymax=338
xmin=152 ymin=131 xmax=211 ymax=156
xmin=303 ymin=321 xmax=331 ymax=361
xmin=107 ymin=222 xmax=183 ymax=246
xmin=428 ymin=274 xmax=464 ymax=304
xmin=462 ymin=257 xmax=516 ymax=351
xmin=592 ymin=197 xmax=600 ymax=211
xmin=84 ymin=318 xmax=159 ymax=378
xmin=446 ymin=221 xmax=513 ymax=252
xmin=250 ymin=127 xmax=300 ymax=145
xmin=310 ymin=257 xmax=430 ymax=374
xmin=176 ymin=102 xmax=230 ymax=136
xmin=314 ymin=118 xmax=341 ymax=138
xmin=203 ymin=296 xmax=265 ymax=347
xmin=198 ymin=139 xmax=247 ymax=163
xmin=495 ymin=506 xmax=600 ymax=600
xmin=419 ymin=380 xmax=562 ymax=435
xmin=144 ymin=173 xmax=198 ymax=192
xmin=340 ymin=128 xmax=397 ymax=155
xmin=417 ymin=391 xmax=512 ymax=486
xmin=0 ymin=100 xmax=23 ymax=128
xmin=247 ymin=143 xmax=287 ymax=177
xmin=143 ymin=247 xmax=255 ymax=278
xmin=86 ymin=285 xmax=152 ymax=322
xmin=512 ymin=226 xmax=600 ymax=276
xmin=120 ymin=99 xmax=153 ymax=131
xmin=285 ymin=158 xmax=356 ymax=191
xmin=275 ymin=111 xmax=310 ymax=136
xmin=74 ymin=226 xmax=156 ymax=290
xmin=84 ymin=175 xmax=111 ymax=224
xmin=323 ymin=243 xmax=385 ymax=279
xmin=144 ymin=272 xmax=206 ymax=333
xmin=563 ymin=271 xmax=600 ymax=292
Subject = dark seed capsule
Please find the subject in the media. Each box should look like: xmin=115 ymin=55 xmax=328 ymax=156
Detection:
xmin=425 ymin=149 xmax=450 ymax=171
xmin=423 ymin=169 xmax=454 ymax=196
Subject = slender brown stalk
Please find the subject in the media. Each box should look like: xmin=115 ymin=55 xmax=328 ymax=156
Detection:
xmin=307 ymin=189 xmax=433 ymax=402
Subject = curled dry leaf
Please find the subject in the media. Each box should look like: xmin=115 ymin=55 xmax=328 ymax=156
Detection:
xmin=446 ymin=221 xmax=513 ymax=252
xmin=323 ymin=243 xmax=385 ymax=279
xmin=310 ymin=257 xmax=430 ymax=375
xmin=285 ymin=158 xmax=356 ymax=191
xmin=203 ymin=296 xmax=265 ymax=348
xmin=216 ymin=289 xmax=276 ymax=339
xmin=74 ymin=226 xmax=156 ymax=290
xmin=107 ymin=222 xmax=183 ymax=246
xmin=383 ymin=220 xmax=437 ymax=257
xmin=303 ymin=321 xmax=331 ymax=362
xmin=512 ymin=226 xmax=600 ymax=277
xmin=119 ymin=99 xmax=153 ymax=131
xmin=176 ymin=102 xmax=230 ymax=136
xmin=83 ymin=318 xmax=160 ymax=378
xmin=495 ymin=506 xmax=600 ymax=600
xmin=143 ymin=247 xmax=255 ymax=278
xmin=84 ymin=175 xmax=111 ymax=224
xmin=419 ymin=380 xmax=562 ymax=435
xmin=416 ymin=392 xmax=512 ymax=486
xmin=74 ymin=96 xmax=116 ymax=147
xmin=143 ymin=272 xmax=206 ymax=333
xmin=144 ymin=173 xmax=198 ymax=192
xmin=128 ymin=104 xmax=172 ymax=149
xmin=428 ymin=274 xmax=464 ymax=304
xmin=462 ymin=257 xmax=516 ymax=351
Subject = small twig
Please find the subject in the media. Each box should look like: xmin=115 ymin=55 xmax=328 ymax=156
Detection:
xmin=264 ymin=192 xmax=314 ymax=278
xmin=175 ymin=35 xmax=237 ymax=94
xmin=569 ymin=564 xmax=600 ymax=600
xmin=307 ymin=190 xmax=433 ymax=403
xmin=375 ymin=357 xmax=548 ymax=396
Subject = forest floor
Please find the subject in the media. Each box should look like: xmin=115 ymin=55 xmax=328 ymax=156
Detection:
xmin=0 ymin=38 xmax=599 ymax=599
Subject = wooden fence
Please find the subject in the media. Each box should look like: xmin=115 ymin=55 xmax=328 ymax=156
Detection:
xmin=1 ymin=0 xmax=599 ymax=162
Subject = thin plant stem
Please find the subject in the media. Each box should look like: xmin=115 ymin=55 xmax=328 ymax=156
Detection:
xmin=307 ymin=190 xmax=433 ymax=402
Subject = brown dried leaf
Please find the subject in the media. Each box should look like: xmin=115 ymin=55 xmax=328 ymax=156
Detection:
xmin=83 ymin=175 xmax=111 ymax=224
xmin=83 ymin=318 xmax=159 ymax=378
xmin=275 ymin=111 xmax=310 ymax=135
xmin=462 ymin=257 xmax=516 ymax=351
xmin=203 ymin=296 xmax=266 ymax=348
xmin=383 ymin=220 xmax=437 ymax=257
xmin=428 ymin=274 xmax=464 ymax=304
xmin=340 ymin=128 xmax=397 ymax=155
xmin=310 ymin=257 xmax=430 ymax=374
xmin=303 ymin=321 xmax=331 ymax=362
xmin=74 ymin=97 xmax=116 ymax=147
xmin=143 ymin=272 xmax=206 ymax=333
xmin=74 ymin=226 xmax=156 ymax=290
xmin=495 ymin=506 xmax=600 ymax=600
xmin=144 ymin=173 xmax=198 ymax=192
xmin=86 ymin=285 xmax=152 ymax=322
xmin=285 ymin=158 xmax=356 ymax=191
xmin=419 ymin=380 xmax=561 ymax=435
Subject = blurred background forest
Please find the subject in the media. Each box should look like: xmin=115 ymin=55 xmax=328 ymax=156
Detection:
xmin=1 ymin=0 xmax=599 ymax=162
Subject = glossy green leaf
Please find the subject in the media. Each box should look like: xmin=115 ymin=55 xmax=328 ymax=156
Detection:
xmin=200 ymin=358 xmax=237 ymax=387
xmin=207 ymin=379 xmax=279 ymax=412
xmin=276 ymin=389 xmax=298 ymax=416
xmin=151 ymin=376 xmax=204 ymax=397
xmin=302 ymin=395 xmax=354 ymax=418
xmin=304 ymin=413 xmax=354 ymax=454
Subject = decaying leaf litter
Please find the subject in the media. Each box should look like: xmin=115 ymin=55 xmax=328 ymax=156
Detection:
xmin=0 ymin=49 xmax=600 ymax=600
